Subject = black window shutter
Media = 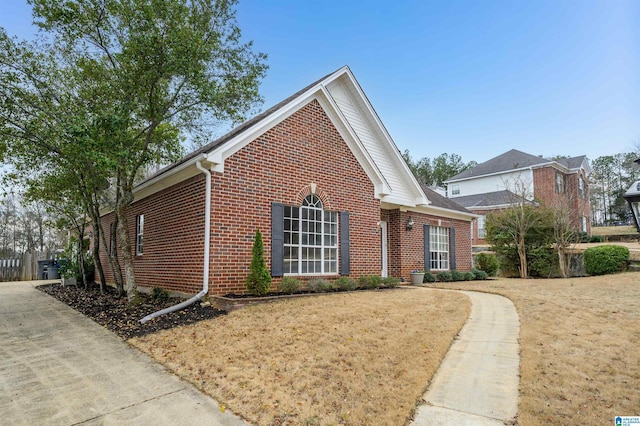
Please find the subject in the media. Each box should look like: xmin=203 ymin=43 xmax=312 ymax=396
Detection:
xmin=449 ymin=227 xmax=456 ymax=270
xmin=340 ymin=211 xmax=350 ymax=275
xmin=271 ymin=202 xmax=284 ymax=277
xmin=424 ymin=224 xmax=430 ymax=272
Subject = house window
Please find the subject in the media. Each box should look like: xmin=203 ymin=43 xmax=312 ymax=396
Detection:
xmin=450 ymin=184 xmax=460 ymax=196
xmin=477 ymin=216 xmax=486 ymax=239
xmin=581 ymin=216 xmax=587 ymax=232
xmin=429 ymin=226 xmax=449 ymax=270
xmin=135 ymin=215 xmax=144 ymax=255
xmin=284 ymin=195 xmax=338 ymax=275
xmin=578 ymin=177 xmax=585 ymax=198
xmin=555 ymin=172 xmax=566 ymax=193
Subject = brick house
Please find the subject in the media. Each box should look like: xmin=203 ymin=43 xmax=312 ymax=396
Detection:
xmin=99 ymin=66 xmax=476 ymax=295
xmin=444 ymin=149 xmax=591 ymax=245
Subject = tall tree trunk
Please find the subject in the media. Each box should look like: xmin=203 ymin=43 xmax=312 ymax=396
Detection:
xmin=115 ymin=186 xmax=139 ymax=304
xmin=517 ymin=236 xmax=528 ymax=279
xmin=87 ymin=202 xmax=108 ymax=293
xmin=91 ymin=220 xmax=106 ymax=292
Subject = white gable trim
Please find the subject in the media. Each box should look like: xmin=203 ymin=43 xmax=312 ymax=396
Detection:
xmin=133 ymin=66 xmax=430 ymax=207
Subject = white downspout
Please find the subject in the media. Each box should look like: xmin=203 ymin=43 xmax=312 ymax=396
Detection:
xmin=140 ymin=157 xmax=212 ymax=324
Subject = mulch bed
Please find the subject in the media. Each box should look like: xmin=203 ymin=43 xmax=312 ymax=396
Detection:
xmin=39 ymin=282 xmax=227 ymax=340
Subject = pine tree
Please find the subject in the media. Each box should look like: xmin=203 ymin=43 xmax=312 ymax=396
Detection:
xmin=247 ymin=229 xmax=271 ymax=295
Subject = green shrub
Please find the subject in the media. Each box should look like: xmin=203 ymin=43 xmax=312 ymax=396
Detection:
xmin=475 ymin=253 xmax=499 ymax=276
xmin=472 ymin=269 xmax=488 ymax=280
xmin=246 ymin=229 xmax=272 ymax=295
xmin=382 ymin=277 xmax=401 ymax=288
xmin=279 ymin=277 xmax=301 ymax=294
xmin=436 ymin=271 xmax=452 ymax=282
xmin=463 ymin=271 xmax=476 ymax=281
xmin=527 ymin=246 xmax=559 ymax=278
xmin=577 ymin=232 xmax=590 ymax=243
xmin=358 ymin=275 xmax=382 ymax=289
xmin=451 ymin=270 xmax=465 ymax=281
xmin=151 ymin=287 xmax=169 ymax=303
xmin=309 ymin=278 xmax=333 ymax=292
xmin=423 ymin=272 xmax=436 ymax=283
xmin=334 ymin=276 xmax=356 ymax=291
xmin=589 ymin=235 xmax=605 ymax=243
xmin=584 ymin=245 xmax=630 ymax=276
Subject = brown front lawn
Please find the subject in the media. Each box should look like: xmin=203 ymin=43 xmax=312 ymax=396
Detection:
xmin=434 ymin=272 xmax=640 ymax=425
xmin=130 ymin=288 xmax=470 ymax=425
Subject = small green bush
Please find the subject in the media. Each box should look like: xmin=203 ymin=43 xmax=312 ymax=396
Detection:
xmin=584 ymin=245 xmax=630 ymax=276
xmin=451 ymin=270 xmax=465 ymax=281
xmin=475 ymin=253 xmax=499 ymax=276
xmin=151 ymin=287 xmax=169 ymax=303
xmin=309 ymin=278 xmax=333 ymax=292
xmin=436 ymin=271 xmax=452 ymax=282
xmin=382 ymin=277 xmax=401 ymax=288
xmin=463 ymin=271 xmax=476 ymax=281
xmin=334 ymin=276 xmax=356 ymax=291
xmin=589 ymin=235 xmax=605 ymax=243
xmin=279 ymin=277 xmax=302 ymax=294
xmin=422 ymin=272 xmax=436 ymax=283
xmin=472 ymin=269 xmax=488 ymax=280
xmin=358 ymin=275 xmax=382 ymax=289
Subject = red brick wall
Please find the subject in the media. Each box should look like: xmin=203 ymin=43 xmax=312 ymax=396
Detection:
xmin=382 ymin=209 xmax=472 ymax=281
xmin=100 ymin=99 xmax=381 ymax=295
xmin=99 ymin=174 xmax=208 ymax=294
xmin=533 ymin=166 xmax=591 ymax=234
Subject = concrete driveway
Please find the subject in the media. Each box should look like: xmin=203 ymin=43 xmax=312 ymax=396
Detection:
xmin=0 ymin=281 xmax=247 ymax=426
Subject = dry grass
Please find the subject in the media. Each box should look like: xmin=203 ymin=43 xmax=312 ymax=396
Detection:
xmin=435 ymin=273 xmax=640 ymax=425
xmin=592 ymin=225 xmax=637 ymax=236
xmin=130 ymin=288 xmax=470 ymax=425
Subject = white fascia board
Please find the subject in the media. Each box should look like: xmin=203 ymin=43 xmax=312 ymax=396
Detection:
xmin=133 ymin=154 xmax=216 ymax=202
xmin=383 ymin=203 xmax=477 ymax=222
xmin=337 ymin=69 xmax=429 ymax=206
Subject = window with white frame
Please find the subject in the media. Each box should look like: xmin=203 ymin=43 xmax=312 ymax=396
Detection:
xmin=429 ymin=226 xmax=449 ymax=270
xmin=581 ymin=216 xmax=587 ymax=232
xmin=477 ymin=216 xmax=486 ymax=239
xmin=578 ymin=176 xmax=585 ymax=198
xmin=135 ymin=215 xmax=144 ymax=255
xmin=450 ymin=184 xmax=460 ymax=196
xmin=284 ymin=195 xmax=338 ymax=275
xmin=555 ymin=172 xmax=566 ymax=193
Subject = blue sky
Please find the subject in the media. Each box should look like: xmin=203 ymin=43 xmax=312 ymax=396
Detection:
xmin=2 ymin=0 xmax=638 ymax=164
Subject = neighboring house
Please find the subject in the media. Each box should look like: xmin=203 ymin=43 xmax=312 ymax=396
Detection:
xmin=98 ymin=66 xmax=477 ymax=296
xmin=444 ymin=149 xmax=591 ymax=245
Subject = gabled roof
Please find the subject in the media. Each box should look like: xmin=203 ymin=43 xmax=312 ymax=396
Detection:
xmin=134 ymin=66 xmax=430 ymax=208
xmin=446 ymin=149 xmax=551 ymax=182
xmin=420 ymin=184 xmax=472 ymax=214
xmin=445 ymin=149 xmax=589 ymax=183
xmin=450 ymin=190 xmax=535 ymax=209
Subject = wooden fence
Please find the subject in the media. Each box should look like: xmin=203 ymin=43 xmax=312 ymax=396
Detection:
xmin=0 ymin=252 xmax=49 ymax=282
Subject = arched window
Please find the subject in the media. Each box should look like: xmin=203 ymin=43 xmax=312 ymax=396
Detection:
xmin=283 ymin=195 xmax=338 ymax=274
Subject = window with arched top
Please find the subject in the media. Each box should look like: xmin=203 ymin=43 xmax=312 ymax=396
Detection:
xmin=283 ymin=194 xmax=338 ymax=274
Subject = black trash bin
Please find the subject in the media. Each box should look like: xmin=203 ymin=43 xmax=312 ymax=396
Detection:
xmin=48 ymin=261 xmax=60 ymax=279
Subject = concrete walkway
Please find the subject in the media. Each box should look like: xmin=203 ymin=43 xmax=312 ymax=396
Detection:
xmin=411 ymin=290 xmax=520 ymax=425
xmin=0 ymin=281 xmax=248 ymax=426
